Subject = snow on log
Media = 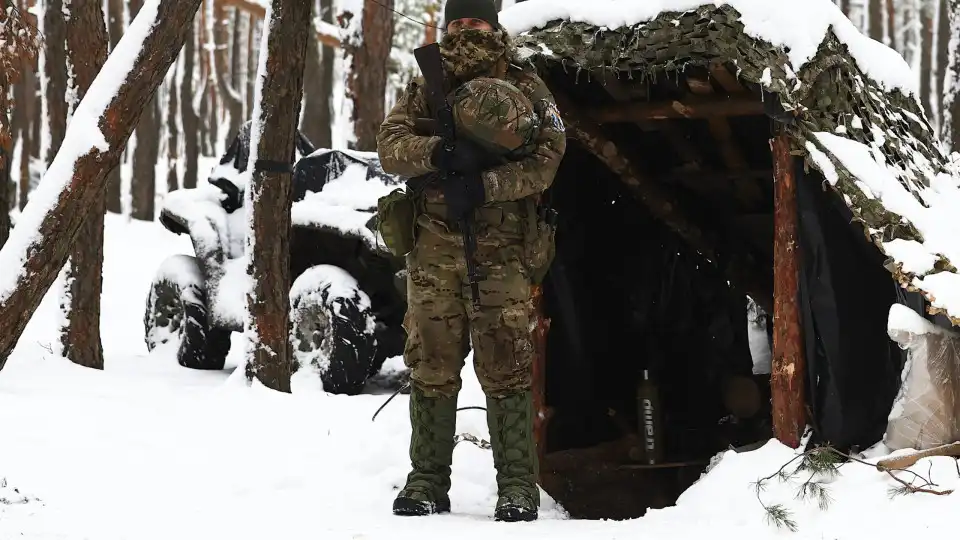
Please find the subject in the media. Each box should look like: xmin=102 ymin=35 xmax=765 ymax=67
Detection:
xmin=242 ymin=0 xmax=311 ymax=392
xmin=0 ymin=0 xmax=203 ymax=371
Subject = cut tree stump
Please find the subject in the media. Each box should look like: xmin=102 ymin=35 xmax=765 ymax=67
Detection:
xmin=770 ymin=130 xmax=806 ymax=448
xmin=243 ymin=0 xmax=311 ymax=393
xmin=0 ymin=0 xmax=203 ymax=371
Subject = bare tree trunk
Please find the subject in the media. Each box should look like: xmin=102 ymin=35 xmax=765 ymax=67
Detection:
xmin=0 ymin=0 xmax=204 ymax=371
xmin=214 ymin=0 xmax=244 ymax=140
xmin=921 ymin=1 xmax=934 ymax=120
xmin=167 ymin=60 xmax=181 ymax=192
xmin=129 ymin=0 xmax=159 ymax=221
xmin=317 ymin=0 xmax=334 ymax=148
xmin=301 ymin=0 xmax=332 ymax=148
xmin=17 ymin=61 xmax=37 ymax=211
xmin=105 ymin=0 xmax=124 ymax=212
xmin=244 ymin=0 xmax=311 ymax=392
xmin=246 ymin=16 xmax=256 ymax=116
xmin=181 ymin=18 xmax=200 ymax=188
xmin=1 ymin=98 xmax=9 ymax=248
xmin=11 ymin=0 xmax=38 ymax=212
xmin=198 ymin=4 xmax=212 ymax=155
xmin=44 ymin=0 xmax=69 ymax=166
xmin=868 ymin=0 xmax=884 ymax=42
xmin=351 ymin=0 xmax=395 ymax=151
xmin=886 ymin=0 xmax=896 ymax=46
xmin=60 ymin=0 xmax=109 ymax=369
xmin=938 ymin=0 xmax=951 ymax=133
xmin=943 ymin=0 xmax=960 ymax=151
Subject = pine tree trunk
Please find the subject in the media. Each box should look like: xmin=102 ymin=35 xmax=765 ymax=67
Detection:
xmin=937 ymin=0 xmax=951 ymax=132
xmin=0 ymin=90 xmax=10 ymax=248
xmin=351 ymin=0 xmax=395 ymax=151
xmin=301 ymin=0 xmax=332 ymax=148
xmin=921 ymin=2 xmax=934 ymax=120
xmin=130 ymin=0 xmax=159 ymax=221
xmin=0 ymin=0 xmax=204 ymax=372
xmin=16 ymin=62 xmax=37 ymax=211
xmin=214 ymin=0 xmax=244 ymax=140
xmin=244 ymin=0 xmax=311 ymax=392
xmin=11 ymin=1 xmax=37 ymax=212
xmin=181 ymin=18 xmax=200 ymax=189
xmin=167 ymin=60 xmax=181 ymax=192
xmin=247 ymin=16 xmax=258 ymax=117
xmin=943 ymin=0 xmax=960 ymax=151
xmin=44 ymin=0 xmax=69 ymax=165
xmin=868 ymin=0 xmax=884 ymax=42
xmin=105 ymin=0 xmax=124 ymax=213
xmin=318 ymin=0 xmax=335 ymax=148
xmin=60 ymin=0 xmax=108 ymax=370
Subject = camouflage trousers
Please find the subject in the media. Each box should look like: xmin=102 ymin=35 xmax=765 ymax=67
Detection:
xmin=402 ymin=224 xmax=534 ymax=399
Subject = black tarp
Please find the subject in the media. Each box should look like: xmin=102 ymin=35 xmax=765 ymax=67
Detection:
xmin=796 ymin=158 xmax=908 ymax=451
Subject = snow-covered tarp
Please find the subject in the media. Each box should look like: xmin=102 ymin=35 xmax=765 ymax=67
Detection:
xmin=501 ymin=0 xmax=960 ymax=324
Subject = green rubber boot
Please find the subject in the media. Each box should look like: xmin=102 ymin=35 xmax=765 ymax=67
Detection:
xmin=393 ymin=386 xmax=457 ymax=516
xmin=487 ymin=391 xmax=540 ymax=522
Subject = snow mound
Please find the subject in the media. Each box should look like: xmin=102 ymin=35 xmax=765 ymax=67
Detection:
xmin=500 ymin=0 xmax=916 ymax=97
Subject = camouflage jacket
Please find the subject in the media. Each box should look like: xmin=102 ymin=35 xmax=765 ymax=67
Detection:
xmin=376 ymin=59 xmax=567 ymax=224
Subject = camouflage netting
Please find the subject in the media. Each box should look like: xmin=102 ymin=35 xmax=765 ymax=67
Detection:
xmin=510 ymin=3 xmax=960 ymax=324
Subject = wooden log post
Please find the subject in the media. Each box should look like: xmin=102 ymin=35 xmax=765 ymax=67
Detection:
xmin=0 ymin=0 xmax=203 ymax=371
xmin=242 ymin=0 xmax=310 ymax=392
xmin=770 ymin=131 xmax=806 ymax=448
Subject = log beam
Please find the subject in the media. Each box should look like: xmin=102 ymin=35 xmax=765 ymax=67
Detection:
xmin=770 ymin=131 xmax=806 ymax=448
xmin=587 ymin=95 xmax=763 ymax=122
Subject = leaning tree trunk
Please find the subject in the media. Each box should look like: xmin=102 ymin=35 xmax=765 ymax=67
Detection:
xmin=60 ymin=0 xmax=109 ymax=369
xmin=244 ymin=0 xmax=311 ymax=392
xmin=1 ymin=73 xmax=10 ymax=248
xmin=105 ymin=0 xmax=125 ymax=213
xmin=351 ymin=0 xmax=394 ymax=151
xmin=0 ymin=0 xmax=204 ymax=372
xmin=181 ymin=18 xmax=200 ymax=189
xmin=943 ymin=0 xmax=960 ymax=152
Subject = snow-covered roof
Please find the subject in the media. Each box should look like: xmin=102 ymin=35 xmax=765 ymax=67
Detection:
xmin=502 ymin=0 xmax=960 ymax=324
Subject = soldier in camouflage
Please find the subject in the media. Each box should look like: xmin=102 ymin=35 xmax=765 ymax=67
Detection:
xmin=376 ymin=0 xmax=566 ymax=523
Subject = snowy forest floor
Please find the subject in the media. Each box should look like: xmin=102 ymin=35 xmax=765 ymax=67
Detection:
xmin=2 ymin=214 xmax=959 ymax=539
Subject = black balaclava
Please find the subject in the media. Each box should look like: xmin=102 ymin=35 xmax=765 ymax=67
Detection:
xmin=443 ymin=0 xmax=499 ymax=29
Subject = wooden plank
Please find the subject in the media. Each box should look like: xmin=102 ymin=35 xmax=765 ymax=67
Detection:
xmin=708 ymin=60 xmax=744 ymax=93
xmin=770 ymin=131 xmax=806 ymax=449
xmin=586 ymin=95 xmax=763 ymax=122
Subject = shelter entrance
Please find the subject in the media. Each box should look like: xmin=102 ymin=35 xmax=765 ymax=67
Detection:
xmin=534 ymin=61 xmax=904 ymax=519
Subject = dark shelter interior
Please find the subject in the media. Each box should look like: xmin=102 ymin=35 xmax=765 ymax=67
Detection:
xmin=533 ymin=61 xmax=908 ymax=519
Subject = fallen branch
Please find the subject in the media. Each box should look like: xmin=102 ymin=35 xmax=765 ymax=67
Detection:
xmin=875 ymin=442 xmax=960 ymax=471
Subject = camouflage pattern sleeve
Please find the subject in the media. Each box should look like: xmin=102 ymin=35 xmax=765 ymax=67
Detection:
xmin=480 ymin=74 xmax=566 ymax=203
xmin=376 ymin=78 xmax=442 ymax=177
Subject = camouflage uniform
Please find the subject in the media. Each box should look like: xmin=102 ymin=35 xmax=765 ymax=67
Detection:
xmin=377 ymin=22 xmax=566 ymax=522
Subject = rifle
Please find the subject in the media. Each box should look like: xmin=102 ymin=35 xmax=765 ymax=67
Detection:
xmin=412 ymin=42 xmax=483 ymax=310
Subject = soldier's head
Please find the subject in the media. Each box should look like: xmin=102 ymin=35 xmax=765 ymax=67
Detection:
xmin=443 ymin=0 xmax=498 ymax=34
xmin=439 ymin=0 xmax=507 ymax=80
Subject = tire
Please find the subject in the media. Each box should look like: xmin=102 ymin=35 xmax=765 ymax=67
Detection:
xmin=290 ymin=265 xmax=377 ymax=395
xmin=144 ymin=255 xmax=231 ymax=370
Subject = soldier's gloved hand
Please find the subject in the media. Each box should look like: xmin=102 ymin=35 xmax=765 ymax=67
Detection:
xmin=431 ymin=137 xmax=491 ymax=174
xmin=443 ymin=171 xmax=486 ymax=220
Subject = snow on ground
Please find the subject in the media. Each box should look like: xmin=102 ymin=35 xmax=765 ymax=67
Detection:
xmin=1 ymin=215 xmax=959 ymax=539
